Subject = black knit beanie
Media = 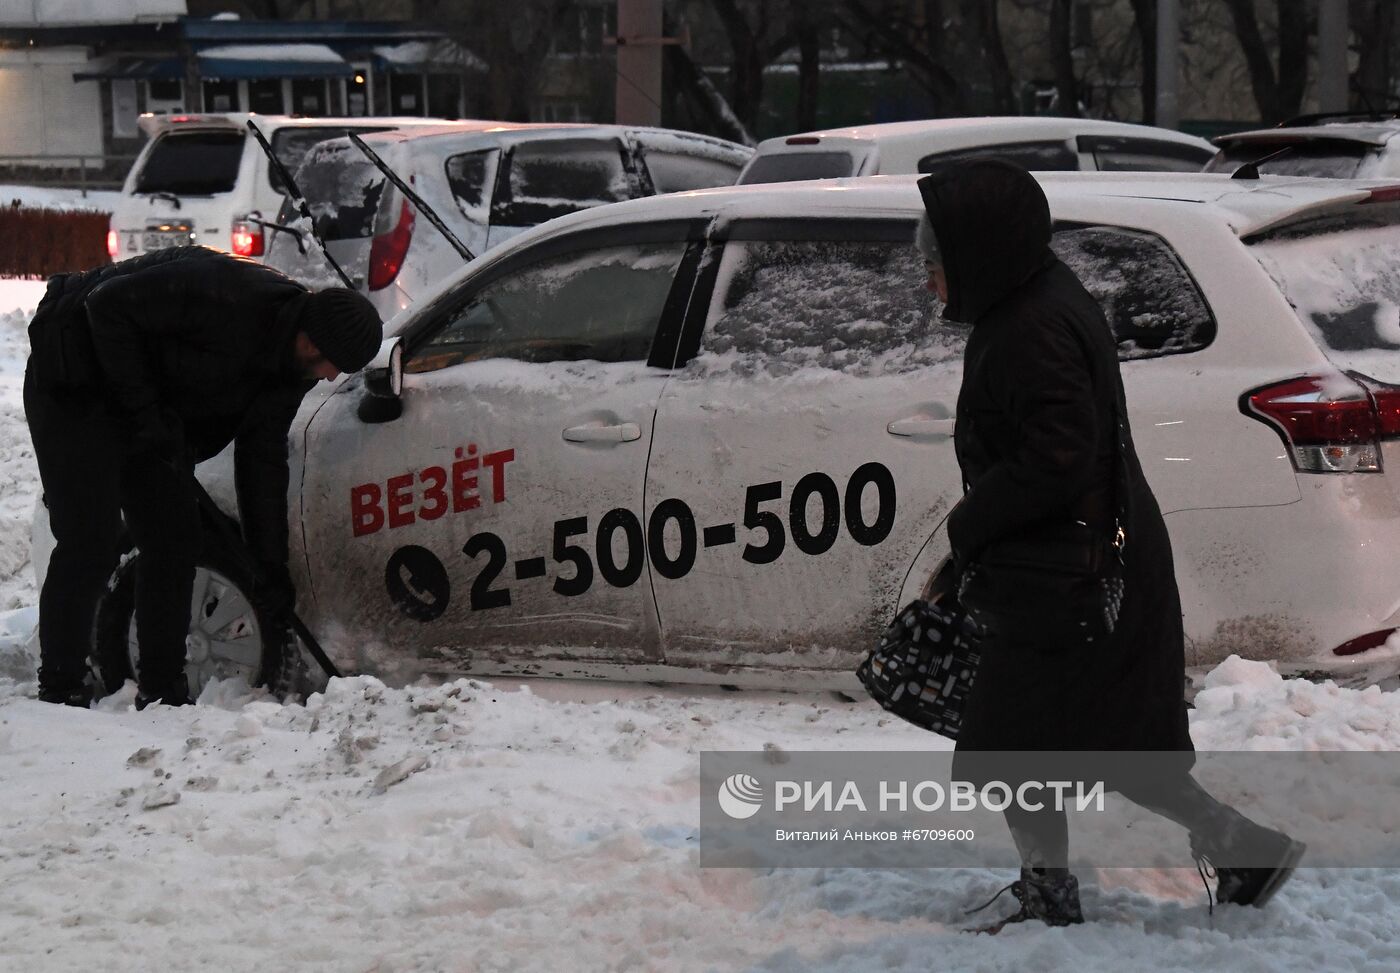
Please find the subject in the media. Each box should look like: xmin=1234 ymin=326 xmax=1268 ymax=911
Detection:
xmin=297 ymin=288 xmax=384 ymax=374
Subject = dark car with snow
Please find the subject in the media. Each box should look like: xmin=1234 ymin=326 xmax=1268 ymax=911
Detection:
xmin=39 ymin=173 xmax=1400 ymax=698
xmin=263 ymin=123 xmax=752 ymax=323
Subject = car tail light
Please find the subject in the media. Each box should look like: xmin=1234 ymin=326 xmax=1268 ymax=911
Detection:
xmin=230 ymin=219 xmax=264 ymax=257
xmin=368 ymin=198 xmax=414 ymax=292
xmin=1242 ymin=372 xmax=1400 ymax=473
xmin=1333 ymin=628 xmax=1398 ymax=656
xmin=106 ymin=229 xmax=119 ymax=260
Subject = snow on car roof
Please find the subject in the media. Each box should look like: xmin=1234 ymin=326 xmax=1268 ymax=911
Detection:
xmin=500 ymin=171 xmax=1400 ymax=245
xmin=1215 ymin=122 xmax=1400 ymax=148
xmin=755 ymin=116 xmax=1213 ymax=150
xmin=349 ymin=122 xmax=749 ymax=152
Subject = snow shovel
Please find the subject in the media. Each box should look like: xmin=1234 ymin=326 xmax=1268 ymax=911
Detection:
xmin=189 ymin=477 xmax=343 ymax=680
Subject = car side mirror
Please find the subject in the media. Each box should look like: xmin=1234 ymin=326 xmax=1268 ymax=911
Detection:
xmin=358 ymin=339 xmax=404 ymax=424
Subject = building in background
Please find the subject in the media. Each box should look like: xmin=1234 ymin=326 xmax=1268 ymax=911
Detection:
xmin=0 ymin=1 xmax=483 ymax=184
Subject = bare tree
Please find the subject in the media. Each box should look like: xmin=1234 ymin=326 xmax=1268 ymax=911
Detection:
xmin=1221 ymin=0 xmax=1313 ymax=123
xmin=1127 ymin=0 xmax=1157 ymax=123
xmin=1048 ymin=0 xmax=1082 ymax=115
xmin=961 ymin=0 xmax=1018 ymax=113
xmin=415 ymin=0 xmax=576 ymax=122
xmin=838 ymin=0 xmax=1015 ymax=116
xmin=708 ymin=0 xmax=798 ymax=133
xmin=793 ymin=1 xmax=826 ymax=131
xmin=1351 ymin=0 xmax=1397 ymax=111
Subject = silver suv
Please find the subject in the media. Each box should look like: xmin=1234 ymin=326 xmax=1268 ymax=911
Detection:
xmin=264 ymin=123 xmax=752 ymax=321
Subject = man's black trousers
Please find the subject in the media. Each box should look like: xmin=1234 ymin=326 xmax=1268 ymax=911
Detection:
xmin=23 ymin=364 xmax=200 ymax=698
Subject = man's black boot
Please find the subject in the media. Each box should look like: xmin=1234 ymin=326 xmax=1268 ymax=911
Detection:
xmin=135 ymin=680 xmax=193 ymax=711
xmin=37 ymin=683 xmax=92 ymax=708
xmin=965 ymin=867 xmax=1085 ymax=933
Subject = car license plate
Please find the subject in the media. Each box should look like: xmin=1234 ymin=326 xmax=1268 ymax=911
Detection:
xmin=143 ymin=229 xmax=191 ymax=250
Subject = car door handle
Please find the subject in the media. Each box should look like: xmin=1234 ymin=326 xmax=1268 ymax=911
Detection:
xmin=563 ymin=423 xmax=642 ymax=444
xmin=887 ymin=417 xmax=955 ymax=438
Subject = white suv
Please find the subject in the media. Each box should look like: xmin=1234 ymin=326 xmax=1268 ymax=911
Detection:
xmin=106 ymin=113 xmax=452 ymax=263
xmin=738 ymin=116 xmax=1215 ymax=184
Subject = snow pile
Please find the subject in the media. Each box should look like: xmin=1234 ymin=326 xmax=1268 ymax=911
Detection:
xmin=0 ymin=286 xmax=42 ymax=613
xmin=1 ymin=663 xmax=1399 ymax=971
xmin=1192 ymin=654 xmax=1400 ymax=750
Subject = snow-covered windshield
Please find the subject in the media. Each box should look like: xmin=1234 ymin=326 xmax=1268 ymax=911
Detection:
xmin=290 ymin=140 xmax=391 ymax=241
xmin=1250 ymin=210 xmax=1400 ymax=383
xmin=268 ymin=126 xmax=391 ymax=195
xmin=691 ymin=237 xmax=957 ymax=378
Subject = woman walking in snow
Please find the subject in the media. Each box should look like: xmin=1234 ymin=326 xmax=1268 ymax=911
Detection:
xmin=916 ymin=160 xmax=1303 ymax=932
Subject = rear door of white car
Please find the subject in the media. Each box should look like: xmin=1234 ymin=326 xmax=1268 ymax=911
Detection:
xmin=644 ymin=218 xmax=967 ymax=670
xmin=299 ymin=219 xmax=705 ymax=675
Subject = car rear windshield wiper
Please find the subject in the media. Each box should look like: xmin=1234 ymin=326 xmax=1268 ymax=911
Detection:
xmin=145 ymin=191 xmax=182 ymax=209
xmin=246 ymin=216 xmax=307 ymax=256
xmin=1231 ymin=145 xmax=1294 ymax=180
xmin=348 ymin=132 xmax=476 ymax=264
xmin=245 ymin=120 xmax=354 ymax=289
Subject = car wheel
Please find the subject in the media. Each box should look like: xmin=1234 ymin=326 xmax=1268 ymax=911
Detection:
xmin=92 ymin=540 xmax=301 ymax=700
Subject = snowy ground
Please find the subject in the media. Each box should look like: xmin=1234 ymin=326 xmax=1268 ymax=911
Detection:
xmin=1 ymin=282 xmax=1399 ymax=971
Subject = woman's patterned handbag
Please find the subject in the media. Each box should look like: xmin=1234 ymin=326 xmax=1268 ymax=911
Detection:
xmin=856 ymin=596 xmax=982 ymax=741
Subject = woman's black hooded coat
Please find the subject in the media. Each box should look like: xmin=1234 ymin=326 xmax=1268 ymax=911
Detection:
xmin=919 ymin=161 xmax=1193 ymax=754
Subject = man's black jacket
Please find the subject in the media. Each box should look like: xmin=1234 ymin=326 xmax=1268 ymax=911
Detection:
xmin=28 ymin=246 xmax=315 ymax=572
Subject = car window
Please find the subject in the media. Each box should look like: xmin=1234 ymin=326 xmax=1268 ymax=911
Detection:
xmin=918 ymin=140 xmax=1079 ymax=174
xmin=737 ymin=151 xmax=857 ymax=185
xmin=1249 ymin=208 xmax=1400 ymax=383
xmin=491 ymin=138 xmax=633 ymax=227
xmin=1204 ymin=139 xmax=1374 ymax=178
xmin=268 ymin=126 xmax=392 ymax=195
xmin=444 ymin=147 xmax=499 ymax=225
xmin=689 ymin=235 xmax=957 ymax=378
xmin=642 ymin=150 xmax=742 ymax=193
xmin=134 ymin=131 xmax=245 ymax=195
xmin=407 ymin=241 xmax=688 ymax=372
xmin=1077 ymin=135 xmax=1213 ymax=173
xmin=1050 ymin=225 xmax=1216 ymax=359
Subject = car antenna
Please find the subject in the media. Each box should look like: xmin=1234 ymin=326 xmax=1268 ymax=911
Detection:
xmin=245 ymin=120 xmax=355 ymax=289
xmin=348 ymin=132 xmax=476 ymax=263
xmin=1232 ymin=145 xmax=1294 ymax=180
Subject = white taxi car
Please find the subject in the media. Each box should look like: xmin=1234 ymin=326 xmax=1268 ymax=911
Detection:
xmin=68 ymin=173 xmax=1400 ymax=696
